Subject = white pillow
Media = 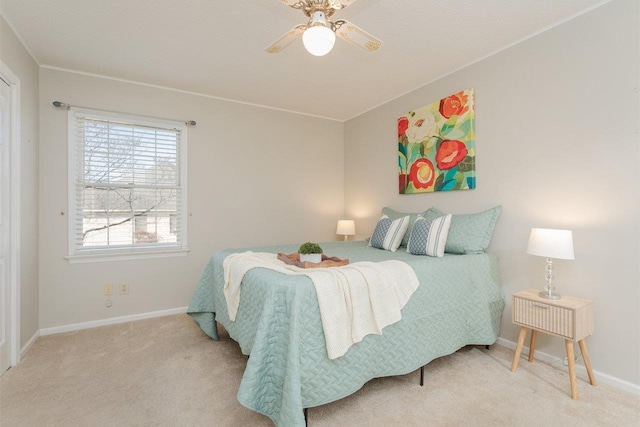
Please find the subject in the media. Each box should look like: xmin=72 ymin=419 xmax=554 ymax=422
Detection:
xmin=406 ymin=214 xmax=452 ymax=257
xmin=369 ymin=214 xmax=410 ymax=252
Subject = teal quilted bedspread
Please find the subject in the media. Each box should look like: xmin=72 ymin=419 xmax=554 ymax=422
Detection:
xmin=188 ymin=241 xmax=505 ymax=427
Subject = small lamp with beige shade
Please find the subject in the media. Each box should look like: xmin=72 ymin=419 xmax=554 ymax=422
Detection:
xmin=336 ymin=220 xmax=356 ymax=241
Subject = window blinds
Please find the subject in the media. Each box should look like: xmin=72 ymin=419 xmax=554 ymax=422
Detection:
xmin=72 ymin=111 xmax=184 ymax=250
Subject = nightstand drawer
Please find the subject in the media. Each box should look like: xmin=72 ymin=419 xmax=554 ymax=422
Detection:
xmin=513 ymin=297 xmax=575 ymax=339
xmin=512 ymin=290 xmax=594 ymax=341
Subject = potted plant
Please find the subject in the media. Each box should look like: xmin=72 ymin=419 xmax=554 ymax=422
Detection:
xmin=298 ymin=242 xmax=323 ymax=263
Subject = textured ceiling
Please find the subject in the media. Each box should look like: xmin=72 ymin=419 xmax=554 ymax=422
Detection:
xmin=1 ymin=0 xmax=606 ymax=120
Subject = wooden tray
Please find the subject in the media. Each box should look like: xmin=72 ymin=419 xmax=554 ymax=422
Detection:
xmin=277 ymin=253 xmax=349 ymax=269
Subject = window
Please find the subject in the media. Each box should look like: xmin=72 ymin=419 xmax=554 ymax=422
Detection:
xmin=67 ymin=108 xmax=188 ymax=262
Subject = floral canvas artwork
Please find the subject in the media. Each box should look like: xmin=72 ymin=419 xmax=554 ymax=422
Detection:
xmin=398 ymin=88 xmax=475 ymax=194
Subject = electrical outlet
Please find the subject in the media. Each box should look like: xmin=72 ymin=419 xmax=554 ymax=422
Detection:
xmin=104 ymin=283 xmax=113 ymax=296
xmin=105 ymin=299 xmax=112 ymax=308
xmin=119 ymin=283 xmax=129 ymax=295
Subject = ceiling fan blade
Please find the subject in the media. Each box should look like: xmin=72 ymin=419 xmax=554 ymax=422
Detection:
xmin=265 ymin=25 xmax=306 ymax=54
xmin=334 ymin=20 xmax=382 ymax=53
xmin=278 ymin=0 xmax=306 ymax=9
xmin=328 ymin=0 xmax=358 ymax=10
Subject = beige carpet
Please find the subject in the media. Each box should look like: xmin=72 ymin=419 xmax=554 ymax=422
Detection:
xmin=1 ymin=314 xmax=638 ymax=426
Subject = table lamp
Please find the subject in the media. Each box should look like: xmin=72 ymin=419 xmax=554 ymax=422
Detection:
xmin=527 ymin=228 xmax=574 ymax=300
xmin=336 ymin=220 xmax=356 ymax=241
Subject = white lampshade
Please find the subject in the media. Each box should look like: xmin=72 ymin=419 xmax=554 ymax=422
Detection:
xmin=336 ymin=220 xmax=356 ymax=236
xmin=302 ymin=25 xmax=336 ymax=56
xmin=527 ymin=228 xmax=575 ymax=260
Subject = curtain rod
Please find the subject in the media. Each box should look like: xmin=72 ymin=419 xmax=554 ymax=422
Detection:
xmin=52 ymin=101 xmax=196 ymax=126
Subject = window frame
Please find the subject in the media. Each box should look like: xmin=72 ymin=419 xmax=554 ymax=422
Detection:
xmin=65 ymin=107 xmax=189 ymax=263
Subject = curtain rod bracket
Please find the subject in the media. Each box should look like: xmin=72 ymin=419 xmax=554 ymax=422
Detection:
xmin=52 ymin=101 xmax=70 ymax=110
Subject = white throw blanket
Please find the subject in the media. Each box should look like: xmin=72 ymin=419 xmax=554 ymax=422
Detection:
xmin=223 ymin=252 xmax=419 ymax=359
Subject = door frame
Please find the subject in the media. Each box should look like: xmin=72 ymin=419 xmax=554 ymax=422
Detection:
xmin=0 ymin=60 xmax=21 ymax=369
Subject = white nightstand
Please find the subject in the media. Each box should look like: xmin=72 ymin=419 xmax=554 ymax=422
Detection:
xmin=510 ymin=289 xmax=596 ymax=399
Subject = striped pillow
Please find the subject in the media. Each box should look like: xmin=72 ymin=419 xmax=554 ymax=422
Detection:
xmin=369 ymin=214 xmax=410 ymax=252
xmin=406 ymin=214 xmax=452 ymax=257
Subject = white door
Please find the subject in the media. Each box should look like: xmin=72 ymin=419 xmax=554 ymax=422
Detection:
xmin=0 ymin=76 xmax=11 ymax=374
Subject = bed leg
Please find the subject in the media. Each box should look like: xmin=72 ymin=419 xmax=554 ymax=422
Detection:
xmin=485 ymin=345 xmax=490 ymax=350
xmin=420 ymin=366 xmax=424 ymax=386
xmin=304 ymin=408 xmax=308 ymax=426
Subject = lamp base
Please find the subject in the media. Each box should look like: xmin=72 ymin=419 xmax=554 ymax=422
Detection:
xmin=539 ymin=290 xmax=561 ymax=300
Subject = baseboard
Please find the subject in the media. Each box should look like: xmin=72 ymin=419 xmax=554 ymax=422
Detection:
xmin=496 ymin=337 xmax=640 ymax=396
xmin=20 ymin=330 xmax=40 ymax=360
xmin=32 ymin=311 xmax=640 ymax=396
xmin=39 ymin=306 xmax=189 ymax=336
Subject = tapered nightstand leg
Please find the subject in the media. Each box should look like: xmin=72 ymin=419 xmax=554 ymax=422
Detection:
xmin=565 ymin=340 xmax=578 ymax=399
xmin=511 ymin=326 xmax=528 ymax=372
xmin=528 ymin=330 xmax=538 ymax=362
xmin=578 ymin=339 xmax=597 ymax=386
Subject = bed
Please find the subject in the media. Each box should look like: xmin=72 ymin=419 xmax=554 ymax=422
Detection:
xmin=188 ymin=240 xmax=505 ymax=426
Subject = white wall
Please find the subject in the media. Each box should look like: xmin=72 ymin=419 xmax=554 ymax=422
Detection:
xmin=344 ymin=0 xmax=639 ymax=386
xmin=6 ymin=0 xmax=639 ymax=390
xmin=39 ymin=68 xmax=344 ymax=328
xmin=0 ymin=16 xmax=40 ymax=350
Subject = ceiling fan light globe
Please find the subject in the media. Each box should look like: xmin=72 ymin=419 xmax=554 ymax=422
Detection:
xmin=302 ymin=26 xmax=336 ymax=56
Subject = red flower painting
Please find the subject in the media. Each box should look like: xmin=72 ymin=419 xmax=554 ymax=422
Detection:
xmin=398 ymin=88 xmax=475 ymax=194
xmin=436 ymin=140 xmax=468 ymax=170
xmin=409 ymin=158 xmax=436 ymax=189
xmin=439 ymin=91 xmax=469 ymax=119
xmin=398 ymin=117 xmax=409 ymax=137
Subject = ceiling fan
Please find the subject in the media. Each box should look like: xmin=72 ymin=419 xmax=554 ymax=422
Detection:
xmin=266 ymin=0 xmax=382 ymax=57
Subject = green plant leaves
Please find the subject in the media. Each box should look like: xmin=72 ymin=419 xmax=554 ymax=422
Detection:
xmin=298 ymin=242 xmax=323 ymax=254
